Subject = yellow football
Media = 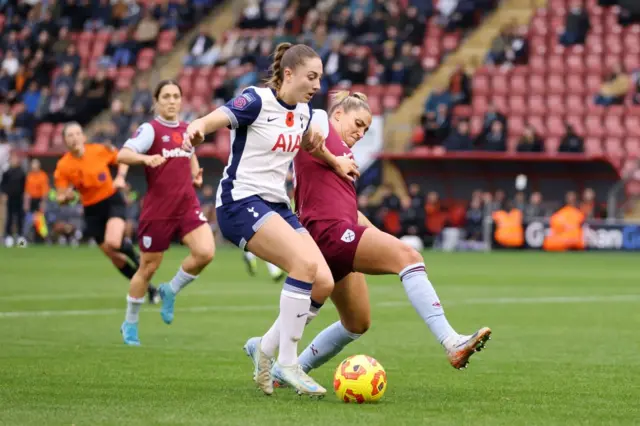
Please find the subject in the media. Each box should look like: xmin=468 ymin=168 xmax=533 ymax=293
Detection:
xmin=333 ymin=355 xmax=387 ymax=403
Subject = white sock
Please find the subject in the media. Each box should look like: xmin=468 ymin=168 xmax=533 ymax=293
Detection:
xmin=277 ymin=277 xmax=312 ymax=366
xmin=244 ymin=251 xmax=257 ymax=261
xmin=125 ymin=295 xmax=145 ymax=323
xmin=169 ymin=267 xmax=197 ymax=294
xmin=399 ymin=263 xmax=457 ymax=344
xmin=298 ymin=321 xmax=361 ymax=373
xmin=261 ymin=317 xmax=280 ymax=357
xmin=266 ymin=262 xmax=282 ymax=278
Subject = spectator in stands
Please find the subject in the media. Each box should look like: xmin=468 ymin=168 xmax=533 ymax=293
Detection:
xmin=379 ymin=41 xmax=405 ymax=84
xmin=465 ymin=193 xmax=484 ymax=241
xmin=343 ymin=45 xmax=369 ymax=85
xmin=400 ymin=43 xmax=424 ymax=94
xmin=482 ymin=102 xmax=506 ymax=132
xmin=9 ymin=102 xmax=33 ymax=145
xmin=444 ymin=120 xmax=473 ymax=151
xmin=491 ymin=189 xmax=506 ymax=212
xmin=110 ymin=99 xmax=130 ymax=143
xmin=516 ymin=124 xmax=544 ymax=152
xmin=2 ymin=50 xmax=19 ymax=77
xmin=133 ymin=9 xmax=160 ymax=50
xmin=51 ymin=27 xmax=73 ymax=59
xmin=53 ymin=63 xmax=75 ymax=92
xmin=559 ymin=124 xmax=584 ymax=153
xmin=84 ymin=70 xmax=112 ymax=119
xmin=21 ymin=82 xmax=41 ymax=115
xmin=85 ymin=0 xmax=113 ymax=30
xmin=487 ymin=27 xmax=509 ymax=66
xmin=401 ymin=183 xmax=426 ymax=237
xmin=504 ymin=23 xmax=528 ymax=66
xmin=63 ymin=81 xmax=89 ymax=125
xmin=131 ymin=80 xmax=153 ymax=112
xmin=425 ymin=85 xmax=453 ymax=114
xmin=524 ymin=191 xmax=544 ymax=220
xmin=560 ymin=0 xmax=590 ymax=46
xmin=184 ymin=27 xmax=216 ymax=67
xmin=449 ymin=63 xmax=471 ymax=105
xmin=101 ymin=30 xmax=135 ymax=68
xmin=1 ymin=152 xmax=26 ymax=245
xmin=422 ymin=103 xmax=451 ymax=145
xmin=57 ymin=44 xmax=81 ymax=73
xmin=321 ymin=38 xmax=346 ymax=91
xmin=595 ymin=63 xmax=632 ymax=105
xmin=580 ymin=187 xmax=596 ymax=219
xmin=513 ymin=191 xmax=526 ymax=212
xmin=479 ymin=120 xmax=506 ymax=151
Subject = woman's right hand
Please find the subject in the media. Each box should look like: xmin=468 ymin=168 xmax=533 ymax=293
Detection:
xmin=334 ymin=155 xmax=360 ymax=182
xmin=183 ymin=121 xmax=205 ymax=151
xmin=143 ymin=154 xmax=166 ymax=168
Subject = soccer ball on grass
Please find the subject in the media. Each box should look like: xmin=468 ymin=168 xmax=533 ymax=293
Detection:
xmin=333 ymin=355 xmax=387 ymax=403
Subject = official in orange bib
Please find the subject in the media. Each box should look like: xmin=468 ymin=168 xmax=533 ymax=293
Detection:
xmin=53 ymin=122 xmax=158 ymax=303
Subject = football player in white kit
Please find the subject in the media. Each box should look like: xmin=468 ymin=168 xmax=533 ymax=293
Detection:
xmin=182 ymin=43 xmax=359 ymax=396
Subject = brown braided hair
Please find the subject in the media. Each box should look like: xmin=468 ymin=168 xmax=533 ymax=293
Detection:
xmin=265 ymin=43 xmax=319 ymax=91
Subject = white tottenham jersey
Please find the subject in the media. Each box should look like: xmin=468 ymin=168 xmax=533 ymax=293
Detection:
xmin=216 ymin=86 xmax=312 ymax=206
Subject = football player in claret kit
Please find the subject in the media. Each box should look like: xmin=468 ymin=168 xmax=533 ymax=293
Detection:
xmin=54 ymin=122 xmax=159 ymax=304
xmin=116 ymin=80 xmax=215 ymax=345
xmin=248 ymin=91 xmax=492 ymax=388
xmin=182 ymin=43 xmax=359 ymax=396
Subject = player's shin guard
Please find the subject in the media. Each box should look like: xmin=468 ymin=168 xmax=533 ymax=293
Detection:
xmin=399 ymin=262 xmax=457 ymax=344
xmin=277 ymin=277 xmax=312 ymax=366
xmin=298 ymin=321 xmax=361 ymax=373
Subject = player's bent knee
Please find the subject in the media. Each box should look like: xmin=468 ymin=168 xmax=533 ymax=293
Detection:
xmin=193 ymin=245 xmax=215 ymax=267
xmin=400 ymin=243 xmax=424 ymax=267
xmin=289 ymin=255 xmax=318 ymax=282
xmin=343 ymin=317 xmax=370 ymax=335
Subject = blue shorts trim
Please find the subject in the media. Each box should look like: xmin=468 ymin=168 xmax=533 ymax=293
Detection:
xmin=216 ymin=195 xmax=306 ymax=250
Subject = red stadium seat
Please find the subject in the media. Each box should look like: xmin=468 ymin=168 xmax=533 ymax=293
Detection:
xmin=547 ymin=74 xmax=565 ymax=95
xmin=509 ymin=95 xmax=527 ymax=116
xmin=473 ymin=75 xmax=490 ymax=95
xmin=566 ymin=75 xmax=586 ymax=95
xmin=626 ymin=138 xmax=640 ymax=158
xmin=585 ymin=138 xmax=603 ymax=156
xmin=510 ymin=74 xmax=528 ymax=95
xmin=547 ymin=94 xmax=566 ymax=115
xmin=546 ymin=116 xmax=565 ymax=137
xmin=528 ymin=95 xmax=546 ymax=115
xmin=566 ymin=95 xmax=586 ymax=115
xmin=585 ymin=115 xmax=605 ymax=138
xmin=604 ymin=137 xmax=625 ymax=159
xmin=492 ymin=74 xmax=509 ymax=96
xmin=604 ymin=115 xmax=625 ymax=138
xmin=508 ymin=116 xmax=525 ymax=137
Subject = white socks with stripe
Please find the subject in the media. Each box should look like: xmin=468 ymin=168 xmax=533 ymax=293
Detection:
xmin=400 ymin=262 xmax=457 ymax=343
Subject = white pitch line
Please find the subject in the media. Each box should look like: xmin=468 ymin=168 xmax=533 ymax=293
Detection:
xmin=1 ymin=294 xmax=639 ymax=319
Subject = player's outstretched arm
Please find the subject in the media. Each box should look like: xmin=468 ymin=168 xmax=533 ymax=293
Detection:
xmin=184 ymin=109 xmax=231 ymax=150
xmin=117 ymin=148 xmax=166 ymax=168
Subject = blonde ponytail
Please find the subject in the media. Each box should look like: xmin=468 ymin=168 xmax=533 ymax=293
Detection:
xmin=328 ymin=90 xmax=370 ymax=115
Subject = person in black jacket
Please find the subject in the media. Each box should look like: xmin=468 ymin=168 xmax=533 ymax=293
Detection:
xmin=1 ymin=151 xmax=26 ymax=246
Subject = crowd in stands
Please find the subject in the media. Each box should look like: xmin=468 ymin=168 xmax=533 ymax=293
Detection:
xmin=179 ymin=0 xmax=498 ymax=112
xmin=358 ymin=181 xmax=604 ymax=246
xmin=0 ymin=0 xmax=219 ymax=150
xmin=414 ymin=0 xmax=640 ymax=157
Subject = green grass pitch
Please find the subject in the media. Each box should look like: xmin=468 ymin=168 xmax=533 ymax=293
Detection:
xmin=1 ymin=247 xmax=639 ymax=425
